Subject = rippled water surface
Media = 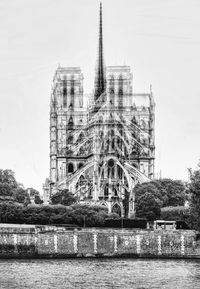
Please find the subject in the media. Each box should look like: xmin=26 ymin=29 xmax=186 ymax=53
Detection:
xmin=0 ymin=259 xmax=200 ymax=289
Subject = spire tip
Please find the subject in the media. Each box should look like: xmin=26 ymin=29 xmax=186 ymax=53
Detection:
xmin=94 ymin=2 xmax=106 ymax=101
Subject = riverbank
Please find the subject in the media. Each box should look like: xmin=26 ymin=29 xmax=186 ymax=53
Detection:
xmin=0 ymin=224 xmax=200 ymax=258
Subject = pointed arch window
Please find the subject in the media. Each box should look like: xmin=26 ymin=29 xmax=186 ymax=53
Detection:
xmin=118 ymin=89 xmax=123 ymax=96
xmin=112 ymin=203 xmax=121 ymax=216
xmin=109 ymin=75 xmax=114 ymax=86
xmin=78 ymin=163 xmax=84 ymax=169
xmin=63 ymin=75 xmax=67 ymax=107
xmin=68 ymin=134 xmax=73 ymax=144
xmin=68 ymin=163 xmax=74 ymax=173
xmin=63 ymin=87 xmax=67 ymax=107
xmin=112 ymin=138 xmax=115 ymax=150
xmin=70 ymin=75 xmax=75 ymax=108
xmin=118 ymin=75 xmax=123 ymax=85
xmin=111 ymin=166 xmax=115 ymax=178
xmin=68 ymin=115 xmax=74 ymax=130
xmin=104 ymin=185 xmax=109 ymax=197
xmin=118 ymin=75 xmax=123 ymax=107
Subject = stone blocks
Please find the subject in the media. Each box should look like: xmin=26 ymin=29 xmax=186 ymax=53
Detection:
xmin=0 ymin=225 xmax=200 ymax=258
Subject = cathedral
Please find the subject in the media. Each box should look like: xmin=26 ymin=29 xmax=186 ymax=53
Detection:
xmin=43 ymin=4 xmax=155 ymax=217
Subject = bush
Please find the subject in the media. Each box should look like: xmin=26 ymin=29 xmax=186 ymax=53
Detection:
xmin=70 ymin=204 xmax=108 ymax=227
xmin=107 ymin=213 xmax=120 ymax=219
xmin=161 ymin=206 xmax=190 ymax=222
xmin=51 ymin=189 xmax=76 ymax=206
xmin=104 ymin=218 xmax=147 ymax=228
xmin=0 ymin=202 xmax=110 ymax=227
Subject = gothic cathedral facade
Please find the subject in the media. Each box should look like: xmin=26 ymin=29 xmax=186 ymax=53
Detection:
xmin=43 ymin=4 xmax=155 ymax=217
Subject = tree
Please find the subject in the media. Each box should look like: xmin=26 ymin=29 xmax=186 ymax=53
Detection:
xmin=28 ymin=188 xmax=43 ymax=204
xmin=13 ymin=187 xmax=30 ymax=204
xmin=135 ymin=192 xmax=161 ymax=221
xmin=0 ymin=169 xmax=18 ymax=189
xmin=51 ymin=189 xmax=76 ymax=206
xmin=0 ymin=169 xmax=44 ymax=206
xmin=134 ymin=182 xmax=162 ymax=205
xmin=0 ymin=169 xmax=20 ymax=201
xmin=151 ymin=179 xmax=186 ymax=207
xmin=0 ymin=183 xmax=14 ymax=197
xmin=134 ymin=179 xmax=186 ymax=210
xmin=187 ymin=165 xmax=200 ymax=231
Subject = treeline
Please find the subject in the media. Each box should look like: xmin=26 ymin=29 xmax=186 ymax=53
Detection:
xmin=0 ymin=202 xmax=118 ymax=227
xmin=1 ymin=165 xmax=200 ymax=231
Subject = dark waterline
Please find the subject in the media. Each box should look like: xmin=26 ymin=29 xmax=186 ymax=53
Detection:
xmin=1 ymin=259 xmax=200 ymax=289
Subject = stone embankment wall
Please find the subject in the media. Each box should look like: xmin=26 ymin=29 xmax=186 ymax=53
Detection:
xmin=0 ymin=224 xmax=200 ymax=258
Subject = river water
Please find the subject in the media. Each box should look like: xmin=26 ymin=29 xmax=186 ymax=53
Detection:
xmin=0 ymin=259 xmax=200 ymax=289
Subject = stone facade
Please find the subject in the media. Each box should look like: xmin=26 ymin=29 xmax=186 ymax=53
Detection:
xmin=43 ymin=4 xmax=155 ymax=217
xmin=0 ymin=225 xmax=200 ymax=258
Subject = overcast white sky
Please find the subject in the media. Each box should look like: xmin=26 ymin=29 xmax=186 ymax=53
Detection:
xmin=0 ymin=0 xmax=200 ymax=192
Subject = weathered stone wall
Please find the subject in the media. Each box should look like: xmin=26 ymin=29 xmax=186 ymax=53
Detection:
xmin=0 ymin=224 xmax=200 ymax=258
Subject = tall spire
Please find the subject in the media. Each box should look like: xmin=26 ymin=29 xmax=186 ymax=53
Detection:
xmin=94 ymin=2 xmax=106 ymax=101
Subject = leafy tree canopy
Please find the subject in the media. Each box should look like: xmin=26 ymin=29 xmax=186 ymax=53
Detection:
xmin=135 ymin=183 xmax=162 ymax=205
xmin=28 ymin=188 xmax=43 ymax=204
xmin=51 ymin=189 xmax=76 ymax=206
xmin=0 ymin=169 xmax=22 ymax=201
xmin=187 ymin=165 xmax=200 ymax=231
xmin=0 ymin=202 xmax=110 ymax=227
xmin=13 ymin=187 xmax=29 ymax=204
xmin=134 ymin=178 xmax=186 ymax=209
xmin=0 ymin=169 xmax=18 ymax=189
xmin=151 ymin=178 xmax=186 ymax=207
xmin=0 ymin=168 xmax=43 ymax=205
xmin=135 ymin=192 xmax=161 ymax=221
